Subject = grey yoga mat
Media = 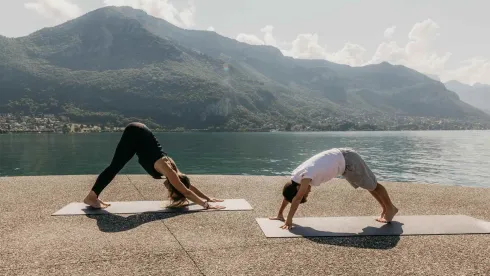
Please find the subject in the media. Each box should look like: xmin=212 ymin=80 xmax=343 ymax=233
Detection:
xmin=255 ymin=215 xmax=490 ymax=237
xmin=52 ymin=199 xmax=253 ymax=215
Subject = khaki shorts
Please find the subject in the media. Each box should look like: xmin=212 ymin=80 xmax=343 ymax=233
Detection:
xmin=339 ymin=148 xmax=378 ymax=191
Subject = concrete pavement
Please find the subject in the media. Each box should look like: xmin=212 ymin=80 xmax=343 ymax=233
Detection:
xmin=1 ymin=175 xmax=489 ymax=275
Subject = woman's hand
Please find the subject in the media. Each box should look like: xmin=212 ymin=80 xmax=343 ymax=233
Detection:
xmin=207 ymin=198 xmax=224 ymax=202
xmin=189 ymin=185 xmax=224 ymax=203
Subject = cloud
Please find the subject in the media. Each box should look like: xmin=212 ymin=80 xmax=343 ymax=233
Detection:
xmin=24 ymin=0 xmax=82 ymax=23
xmin=327 ymin=43 xmax=367 ymax=66
xmin=237 ymin=27 xmax=367 ymax=66
xmin=234 ymin=19 xmax=490 ymax=84
xmin=236 ymin=33 xmax=265 ymax=45
xmin=369 ymin=19 xmax=452 ymax=79
xmin=178 ymin=2 xmax=196 ymax=28
xmin=280 ymin=33 xmax=368 ymax=66
xmin=384 ymin=25 xmax=396 ymax=39
xmin=103 ymin=0 xmax=196 ymax=28
xmin=445 ymin=58 xmax=490 ymax=85
xmin=260 ymin=25 xmax=277 ymax=47
xmin=285 ymin=33 xmax=326 ymax=59
xmin=236 ymin=25 xmax=280 ymax=47
xmin=408 ymin=19 xmax=440 ymax=41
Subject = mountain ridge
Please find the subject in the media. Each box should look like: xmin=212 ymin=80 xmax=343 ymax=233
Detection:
xmin=445 ymin=80 xmax=490 ymax=114
xmin=0 ymin=6 xmax=488 ymax=131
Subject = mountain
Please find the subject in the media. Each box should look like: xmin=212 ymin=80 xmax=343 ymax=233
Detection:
xmin=426 ymin=74 xmax=441 ymax=81
xmin=445 ymin=80 xmax=490 ymax=114
xmin=0 ymin=6 xmax=488 ymax=130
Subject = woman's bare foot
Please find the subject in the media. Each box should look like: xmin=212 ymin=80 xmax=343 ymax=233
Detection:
xmin=377 ymin=206 xmax=398 ymax=223
xmin=97 ymin=198 xmax=111 ymax=208
xmin=83 ymin=191 xmax=110 ymax=209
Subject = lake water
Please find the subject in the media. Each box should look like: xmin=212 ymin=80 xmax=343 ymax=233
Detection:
xmin=0 ymin=131 xmax=489 ymax=188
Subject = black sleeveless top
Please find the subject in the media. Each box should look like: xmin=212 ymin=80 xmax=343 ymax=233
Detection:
xmin=128 ymin=123 xmax=167 ymax=179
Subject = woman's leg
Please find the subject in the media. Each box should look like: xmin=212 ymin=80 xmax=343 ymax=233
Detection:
xmin=84 ymin=125 xmax=140 ymax=207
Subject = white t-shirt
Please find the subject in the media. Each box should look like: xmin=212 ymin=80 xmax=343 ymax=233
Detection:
xmin=291 ymin=148 xmax=346 ymax=186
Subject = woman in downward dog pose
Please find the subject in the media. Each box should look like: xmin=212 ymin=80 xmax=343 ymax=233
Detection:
xmin=83 ymin=122 xmax=224 ymax=210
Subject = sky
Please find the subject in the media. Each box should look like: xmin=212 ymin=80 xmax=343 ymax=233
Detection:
xmin=1 ymin=0 xmax=489 ymax=85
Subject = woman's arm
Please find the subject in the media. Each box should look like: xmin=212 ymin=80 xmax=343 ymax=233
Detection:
xmin=189 ymin=185 xmax=224 ymax=202
xmin=189 ymin=185 xmax=209 ymax=200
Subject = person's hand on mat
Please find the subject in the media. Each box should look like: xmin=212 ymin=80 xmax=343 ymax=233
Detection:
xmin=280 ymin=219 xmax=293 ymax=230
xmin=208 ymin=198 xmax=224 ymax=202
xmin=269 ymin=215 xmax=285 ymax=221
xmin=207 ymin=203 xmax=226 ymax=210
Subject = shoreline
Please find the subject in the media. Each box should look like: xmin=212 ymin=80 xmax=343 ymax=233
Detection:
xmin=2 ymin=128 xmax=490 ymax=134
xmin=1 ymin=173 xmax=489 ymax=189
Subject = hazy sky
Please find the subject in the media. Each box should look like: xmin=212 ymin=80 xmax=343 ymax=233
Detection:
xmin=1 ymin=0 xmax=489 ymax=85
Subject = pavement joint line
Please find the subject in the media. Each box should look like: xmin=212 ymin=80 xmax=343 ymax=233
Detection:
xmin=125 ymin=174 xmax=206 ymax=276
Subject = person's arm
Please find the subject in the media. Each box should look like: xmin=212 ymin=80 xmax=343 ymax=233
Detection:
xmin=189 ymin=185 xmax=224 ymax=202
xmin=281 ymin=178 xmax=311 ymax=229
xmin=155 ymin=160 xmax=224 ymax=209
xmin=269 ymin=198 xmax=288 ymax=221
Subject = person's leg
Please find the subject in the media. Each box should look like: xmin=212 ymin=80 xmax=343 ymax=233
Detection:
xmin=368 ymin=188 xmax=386 ymax=220
xmin=342 ymin=149 xmax=384 ymax=219
xmin=341 ymin=149 xmax=398 ymax=222
xmin=371 ymin=183 xmax=398 ymax=222
xmin=84 ymin=125 xmax=139 ymax=208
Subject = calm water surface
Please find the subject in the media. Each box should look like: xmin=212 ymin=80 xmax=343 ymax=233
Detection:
xmin=0 ymin=131 xmax=489 ymax=188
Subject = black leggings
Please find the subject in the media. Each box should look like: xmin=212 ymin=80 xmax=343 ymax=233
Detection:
xmin=91 ymin=123 xmax=164 ymax=196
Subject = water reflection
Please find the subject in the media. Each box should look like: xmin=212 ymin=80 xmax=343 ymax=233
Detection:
xmin=0 ymin=131 xmax=489 ymax=188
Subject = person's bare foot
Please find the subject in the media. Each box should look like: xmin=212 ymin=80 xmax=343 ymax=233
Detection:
xmin=377 ymin=206 xmax=398 ymax=223
xmin=376 ymin=209 xmax=387 ymax=222
xmin=83 ymin=191 xmax=110 ymax=209
xmin=97 ymin=198 xmax=111 ymax=208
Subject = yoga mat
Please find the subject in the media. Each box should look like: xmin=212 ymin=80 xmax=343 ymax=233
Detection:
xmin=256 ymin=215 xmax=490 ymax=237
xmin=52 ymin=199 xmax=253 ymax=216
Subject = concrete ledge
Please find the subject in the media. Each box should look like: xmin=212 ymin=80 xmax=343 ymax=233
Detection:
xmin=1 ymin=175 xmax=489 ymax=275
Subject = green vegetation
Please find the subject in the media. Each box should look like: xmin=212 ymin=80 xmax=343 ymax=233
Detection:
xmin=1 ymin=6 xmax=489 ymax=131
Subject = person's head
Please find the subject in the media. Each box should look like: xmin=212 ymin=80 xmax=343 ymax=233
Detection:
xmin=282 ymin=180 xmax=311 ymax=203
xmin=164 ymin=174 xmax=191 ymax=206
xmin=162 ymin=156 xmax=189 ymax=206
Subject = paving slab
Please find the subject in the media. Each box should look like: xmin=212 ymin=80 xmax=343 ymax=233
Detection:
xmin=0 ymin=175 xmax=137 ymax=235
xmin=189 ymin=234 xmax=490 ymax=276
xmin=1 ymin=252 xmax=201 ymax=276
xmin=0 ymin=175 xmax=183 ymax=271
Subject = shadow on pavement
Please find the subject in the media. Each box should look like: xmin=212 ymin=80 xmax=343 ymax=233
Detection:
xmin=302 ymin=221 xmax=404 ymax=250
xmin=83 ymin=209 xmax=189 ymax=233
